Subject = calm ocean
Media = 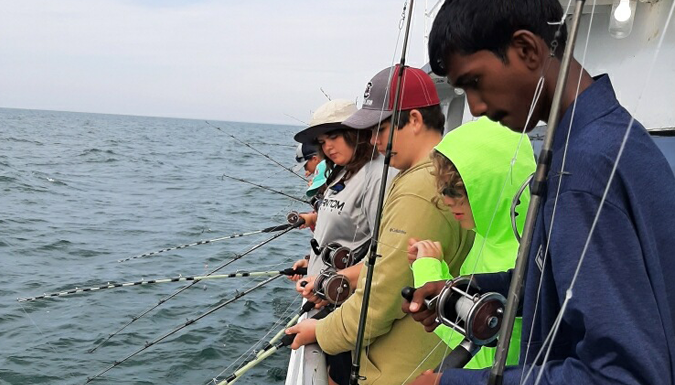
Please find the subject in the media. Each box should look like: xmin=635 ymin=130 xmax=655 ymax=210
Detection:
xmin=0 ymin=107 xmax=312 ymax=385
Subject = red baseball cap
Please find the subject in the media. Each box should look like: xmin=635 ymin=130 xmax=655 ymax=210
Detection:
xmin=343 ymin=65 xmax=440 ymax=130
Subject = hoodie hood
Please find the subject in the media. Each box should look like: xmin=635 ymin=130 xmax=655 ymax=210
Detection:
xmin=434 ymin=117 xmax=536 ymax=274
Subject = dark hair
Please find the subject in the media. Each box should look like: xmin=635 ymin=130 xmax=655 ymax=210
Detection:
xmin=384 ymin=104 xmax=446 ymax=134
xmin=428 ymin=0 xmax=567 ymax=76
xmin=316 ymin=128 xmax=377 ymax=185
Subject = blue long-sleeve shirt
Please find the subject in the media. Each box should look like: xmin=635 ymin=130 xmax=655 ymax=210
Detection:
xmin=440 ymin=75 xmax=675 ymax=384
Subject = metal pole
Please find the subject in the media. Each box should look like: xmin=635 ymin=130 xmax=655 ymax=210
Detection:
xmin=488 ymin=1 xmax=587 ymax=383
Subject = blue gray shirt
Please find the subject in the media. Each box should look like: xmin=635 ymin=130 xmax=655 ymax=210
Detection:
xmin=440 ymin=75 xmax=675 ymax=384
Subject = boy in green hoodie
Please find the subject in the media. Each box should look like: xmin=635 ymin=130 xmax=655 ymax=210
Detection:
xmin=408 ymin=117 xmax=535 ymax=369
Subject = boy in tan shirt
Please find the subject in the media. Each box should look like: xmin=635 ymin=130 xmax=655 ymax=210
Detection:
xmin=287 ymin=65 xmax=474 ymax=384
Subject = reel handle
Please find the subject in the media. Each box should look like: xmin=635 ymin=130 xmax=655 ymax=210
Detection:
xmin=401 ymin=286 xmax=436 ymax=311
xmin=300 ymin=280 xmax=309 ymax=288
xmin=310 ymin=239 xmax=322 ymax=256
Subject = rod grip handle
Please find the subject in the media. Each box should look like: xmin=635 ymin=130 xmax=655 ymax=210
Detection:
xmin=300 ymin=300 xmax=316 ymax=314
xmin=281 ymin=306 xmax=332 ymax=347
xmin=262 ymin=223 xmax=293 ymax=233
xmin=443 ymin=341 xmax=477 ymax=369
xmin=280 ymin=267 xmax=307 ymax=276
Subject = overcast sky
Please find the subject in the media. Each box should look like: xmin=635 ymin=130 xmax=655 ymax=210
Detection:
xmin=0 ymin=0 xmax=438 ymax=125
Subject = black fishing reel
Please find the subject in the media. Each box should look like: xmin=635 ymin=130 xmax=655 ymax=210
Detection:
xmin=314 ymin=270 xmax=351 ymax=305
xmin=310 ymin=239 xmax=355 ymax=270
xmin=402 ymin=277 xmax=506 ymax=347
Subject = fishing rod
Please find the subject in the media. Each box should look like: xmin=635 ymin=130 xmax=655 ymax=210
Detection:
xmin=349 ymin=1 xmax=415 ymax=384
xmin=221 ymin=173 xmax=311 ymax=205
xmin=214 ymin=305 xmax=333 ymax=385
xmin=84 ymin=274 xmax=283 ymax=384
xmin=247 ymin=141 xmax=295 ymax=148
xmin=117 ymin=222 xmax=295 ymax=263
xmin=205 ymin=121 xmax=308 ymax=182
xmin=488 ymin=1 xmax=587 ymax=384
xmin=17 ymin=267 xmax=308 ymax=303
xmin=209 ymin=272 xmax=353 ymax=382
xmin=87 ymin=213 xmax=304 ymax=353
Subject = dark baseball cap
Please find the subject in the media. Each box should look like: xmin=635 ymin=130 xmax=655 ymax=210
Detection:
xmin=293 ymin=143 xmax=319 ymax=172
xmin=343 ymin=65 xmax=441 ymax=130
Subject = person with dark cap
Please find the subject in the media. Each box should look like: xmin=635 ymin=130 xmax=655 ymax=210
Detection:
xmin=286 ymin=65 xmax=474 ymax=384
xmin=403 ymin=0 xmax=675 ymax=384
xmin=293 ymin=143 xmax=321 ymax=177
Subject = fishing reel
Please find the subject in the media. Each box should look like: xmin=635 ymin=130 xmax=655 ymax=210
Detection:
xmin=286 ymin=211 xmax=305 ymax=227
xmin=436 ymin=277 xmax=505 ymax=346
xmin=313 ymin=270 xmax=352 ymax=305
xmin=403 ymin=276 xmax=506 ymax=347
xmin=309 ymin=194 xmax=323 ymax=211
xmin=310 ymin=239 xmax=355 ymax=270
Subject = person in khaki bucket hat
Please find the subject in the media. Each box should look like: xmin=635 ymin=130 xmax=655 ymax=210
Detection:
xmin=290 ymin=98 xmax=397 ymax=385
xmin=293 ymin=99 xmax=358 ymax=145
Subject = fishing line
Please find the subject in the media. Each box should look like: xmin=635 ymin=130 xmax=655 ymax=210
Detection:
xmin=18 ymin=268 xmax=307 ymax=303
xmin=213 ymin=306 xmax=333 ymax=385
xmin=17 ymin=302 xmax=59 ymax=355
xmin=220 ymin=173 xmax=311 ymax=205
xmin=116 ymin=222 xmax=296 ymax=263
xmin=205 ymin=120 xmax=307 ymax=182
xmin=392 ymin=0 xmax=575 ymax=381
xmin=246 ymin=141 xmax=296 ymax=148
xmin=83 ymin=274 xmax=283 ymax=384
xmin=210 ymin=295 xmax=303 ymax=384
xmin=353 ymin=1 xmax=415 ymax=383
xmin=529 ymin=3 xmax=675 ymax=384
xmin=397 ymin=339 xmax=447 ymax=385
xmin=520 ymin=1 xmax=597 ymax=382
xmin=87 ymin=219 xmax=302 ymax=353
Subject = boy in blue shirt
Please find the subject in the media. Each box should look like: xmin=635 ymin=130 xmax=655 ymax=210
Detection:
xmin=403 ymin=0 xmax=675 ymax=384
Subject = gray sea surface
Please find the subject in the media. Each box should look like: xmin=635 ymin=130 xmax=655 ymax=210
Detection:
xmin=0 ymin=107 xmax=311 ymax=385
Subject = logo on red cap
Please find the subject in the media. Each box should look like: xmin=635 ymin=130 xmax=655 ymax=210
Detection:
xmin=363 ymin=82 xmax=373 ymax=106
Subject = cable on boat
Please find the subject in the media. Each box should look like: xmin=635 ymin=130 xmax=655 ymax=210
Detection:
xmin=206 ymin=120 xmax=308 ymax=182
xmin=17 ymin=267 xmax=308 ymax=303
xmin=220 ymin=173 xmax=311 ymax=206
xmin=116 ymin=222 xmax=297 ymax=263
xmin=83 ymin=274 xmax=283 ymax=384
xmin=86 ymin=215 xmax=304 ymax=353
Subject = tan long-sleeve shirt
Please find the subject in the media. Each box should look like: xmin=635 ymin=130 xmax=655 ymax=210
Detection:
xmin=315 ymin=158 xmax=474 ymax=385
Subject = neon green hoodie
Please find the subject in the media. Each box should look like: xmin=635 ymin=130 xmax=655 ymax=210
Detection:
xmin=411 ymin=117 xmax=535 ymax=369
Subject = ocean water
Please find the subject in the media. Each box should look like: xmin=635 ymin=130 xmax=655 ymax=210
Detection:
xmin=0 ymin=108 xmax=312 ymax=385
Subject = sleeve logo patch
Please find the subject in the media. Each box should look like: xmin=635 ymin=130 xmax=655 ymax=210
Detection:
xmin=389 ymin=227 xmax=406 ymax=234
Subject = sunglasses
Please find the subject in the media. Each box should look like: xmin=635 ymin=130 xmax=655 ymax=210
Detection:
xmin=441 ymin=185 xmax=464 ymax=199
